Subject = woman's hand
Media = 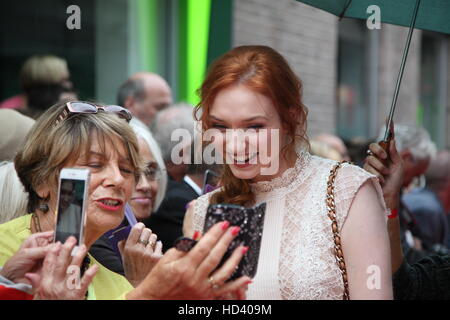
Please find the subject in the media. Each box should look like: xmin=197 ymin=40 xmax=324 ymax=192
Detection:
xmin=25 ymin=236 xmax=98 ymax=300
xmin=118 ymin=223 xmax=163 ymax=287
xmin=0 ymin=231 xmax=54 ymax=285
xmin=126 ymin=221 xmax=251 ymax=300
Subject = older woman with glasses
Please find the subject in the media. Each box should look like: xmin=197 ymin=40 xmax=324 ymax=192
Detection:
xmin=129 ymin=120 xmax=167 ymax=221
xmin=115 ymin=121 xmax=168 ymax=287
xmin=0 ymin=101 xmax=251 ymax=299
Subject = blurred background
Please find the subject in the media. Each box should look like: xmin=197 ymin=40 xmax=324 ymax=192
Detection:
xmin=0 ymin=0 xmax=449 ymax=148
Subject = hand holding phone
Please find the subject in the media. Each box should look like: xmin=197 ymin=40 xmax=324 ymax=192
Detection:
xmin=203 ymin=202 xmax=266 ymax=280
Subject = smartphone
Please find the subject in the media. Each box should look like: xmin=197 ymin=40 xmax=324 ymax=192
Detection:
xmin=203 ymin=202 xmax=266 ymax=281
xmin=202 ymin=169 xmax=220 ymax=195
xmin=105 ymin=203 xmax=138 ymax=260
xmin=54 ymin=168 xmax=90 ymax=253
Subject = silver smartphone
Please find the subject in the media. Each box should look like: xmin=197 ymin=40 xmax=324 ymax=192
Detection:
xmin=54 ymin=168 xmax=90 ymax=254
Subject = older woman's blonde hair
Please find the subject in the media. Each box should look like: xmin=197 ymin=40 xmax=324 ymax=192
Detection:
xmin=14 ymin=101 xmax=142 ymax=213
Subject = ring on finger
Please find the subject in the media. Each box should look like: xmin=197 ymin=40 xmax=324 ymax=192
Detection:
xmin=148 ymin=239 xmax=156 ymax=250
xmin=137 ymin=238 xmax=149 ymax=246
xmin=366 ymin=149 xmax=373 ymax=156
xmin=208 ymin=276 xmax=221 ymax=290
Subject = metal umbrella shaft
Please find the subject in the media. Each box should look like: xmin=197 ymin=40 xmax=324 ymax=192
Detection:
xmin=384 ymin=0 xmax=421 ymax=141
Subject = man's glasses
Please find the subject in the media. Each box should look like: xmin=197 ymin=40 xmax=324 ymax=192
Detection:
xmin=54 ymin=101 xmax=132 ymax=127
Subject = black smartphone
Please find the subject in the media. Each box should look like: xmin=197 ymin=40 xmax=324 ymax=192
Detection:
xmin=202 ymin=169 xmax=220 ymax=195
xmin=54 ymin=168 xmax=90 ymax=253
xmin=203 ymin=202 xmax=266 ymax=281
xmin=104 ymin=203 xmax=138 ymax=259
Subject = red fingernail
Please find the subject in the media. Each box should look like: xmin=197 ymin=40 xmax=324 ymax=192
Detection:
xmin=231 ymin=226 xmax=240 ymax=236
xmin=245 ymin=280 xmax=253 ymax=285
xmin=193 ymin=231 xmax=200 ymax=240
xmin=221 ymin=221 xmax=230 ymax=230
xmin=241 ymin=246 xmax=249 ymax=254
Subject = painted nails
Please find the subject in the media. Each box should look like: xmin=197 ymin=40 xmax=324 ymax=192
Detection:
xmin=193 ymin=230 xmax=200 ymax=240
xmin=221 ymin=221 xmax=230 ymax=230
xmin=231 ymin=226 xmax=240 ymax=236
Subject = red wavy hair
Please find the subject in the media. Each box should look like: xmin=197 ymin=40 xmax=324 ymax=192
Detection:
xmin=195 ymin=45 xmax=308 ymax=206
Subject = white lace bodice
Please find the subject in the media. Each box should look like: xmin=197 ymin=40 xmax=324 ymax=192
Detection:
xmin=192 ymin=151 xmax=387 ymax=300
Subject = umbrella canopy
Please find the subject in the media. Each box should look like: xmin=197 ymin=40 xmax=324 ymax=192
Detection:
xmin=297 ymin=0 xmax=449 ymax=143
xmin=297 ymin=0 xmax=450 ymax=34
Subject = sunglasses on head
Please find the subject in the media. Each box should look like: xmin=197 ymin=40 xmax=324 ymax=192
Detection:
xmin=54 ymin=101 xmax=132 ymax=126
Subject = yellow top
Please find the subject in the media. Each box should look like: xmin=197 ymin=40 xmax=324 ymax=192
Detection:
xmin=0 ymin=214 xmax=133 ymax=300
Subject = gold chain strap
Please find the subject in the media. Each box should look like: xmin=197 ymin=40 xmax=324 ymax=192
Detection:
xmin=326 ymin=161 xmax=350 ymax=300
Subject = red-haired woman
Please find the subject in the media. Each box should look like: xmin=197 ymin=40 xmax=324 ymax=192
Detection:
xmin=184 ymin=45 xmax=393 ymax=300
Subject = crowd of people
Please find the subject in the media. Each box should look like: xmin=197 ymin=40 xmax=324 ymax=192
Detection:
xmin=0 ymin=46 xmax=449 ymax=300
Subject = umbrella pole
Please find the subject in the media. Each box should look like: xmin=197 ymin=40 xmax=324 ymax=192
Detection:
xmin=383 ymin=0 xmax=421 ymax=141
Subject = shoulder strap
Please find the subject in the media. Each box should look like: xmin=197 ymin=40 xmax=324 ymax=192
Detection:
xmin=326 ymin=161 xmax=350 ymax=300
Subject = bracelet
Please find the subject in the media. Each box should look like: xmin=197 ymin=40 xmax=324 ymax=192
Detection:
xmin=388 ymin=208 xmax=398 ymax=219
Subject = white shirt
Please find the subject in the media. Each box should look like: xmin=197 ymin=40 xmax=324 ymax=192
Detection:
xmin=183 ymin=175 xmax=202 ymax=196
xmin=191 ymin=151 xmax=387 ymax=299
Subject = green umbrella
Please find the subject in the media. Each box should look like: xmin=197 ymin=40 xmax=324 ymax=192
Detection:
xmin=296 ymin=0 xmax=450 ymax=144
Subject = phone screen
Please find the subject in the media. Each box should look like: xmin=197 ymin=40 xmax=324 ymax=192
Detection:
xmin=202 ymin=169 xmax=220 ymax=194
xmin=55 ymin=178 xmax=86 ymax=243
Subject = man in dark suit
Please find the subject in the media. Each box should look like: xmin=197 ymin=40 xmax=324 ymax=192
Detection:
xmin=145 ymin=135 xmax=222 ymax=251
xmin=145 ymin=176 xmax=200 ymax=251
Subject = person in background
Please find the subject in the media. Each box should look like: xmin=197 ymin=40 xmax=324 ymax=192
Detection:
xmin=309 ymin=139 xmax=342 ymax=161
xmin=0 ymin=109 xmax=35 ymax=162
xmin=313 ymin=133 xmax=351 ymax=162
xmin=129 ymin=119 xmax=168 ymax=221
xmin=117 ymin=72 xmax=172 ymax=127
xmin=0 ymin=110 xmax=35 ymax=225
xmin=367 ymin=124 xmax=437 ymax=264
xmin=151 ymin=103 xmax=195 ymax=182
xmin=402 ymin=150 xmax=450 ymax=253
xmin=147 ymin=140 xmax=221 ymax=251
xmin=1 ymin=55 xmax=74 ymax=119
xmin=364 ymin=132 xmax=450 ymax=300
xmin=345 ymin=137 xmax=374 ymax=168
xmin=0 ymin=162 xmax=29 ymax=224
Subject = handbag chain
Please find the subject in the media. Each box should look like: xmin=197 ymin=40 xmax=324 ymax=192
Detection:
xmin=326 ymin=161 xmax=350 ymax=300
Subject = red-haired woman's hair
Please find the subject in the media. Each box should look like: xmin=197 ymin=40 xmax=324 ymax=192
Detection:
xmin=195 ymin=45 xmax=308 ymax=206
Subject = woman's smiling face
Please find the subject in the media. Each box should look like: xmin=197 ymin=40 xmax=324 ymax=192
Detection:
xmin=209 ymin=84 xmax=287 ymax=182
xmin=130 ymin=137 xmax=159 ymax=221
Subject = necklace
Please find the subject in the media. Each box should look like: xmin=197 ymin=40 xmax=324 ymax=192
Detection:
xmin=31 ymin=212 xmax=43 ymax=233
xmin=31 ymin=208 xmax=55 ymax=234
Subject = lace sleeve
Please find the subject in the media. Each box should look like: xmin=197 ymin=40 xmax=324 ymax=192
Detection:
xmin=192 ymin=189 xmax=222 ymax=233
xmin=334 ymin=163 xmax=388 ymax=232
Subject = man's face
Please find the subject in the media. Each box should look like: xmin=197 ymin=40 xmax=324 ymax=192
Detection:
xmin=134 ymin=83 xmax=172 ymax=126
xmin=402 ymin=153 xmax=430 ymax=187
xmin=60 ymin=180 xmax=75 ymax=211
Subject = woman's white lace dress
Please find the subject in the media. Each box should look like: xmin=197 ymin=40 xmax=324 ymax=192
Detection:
xmin=192 ymin=151 xmax=387 ymax=300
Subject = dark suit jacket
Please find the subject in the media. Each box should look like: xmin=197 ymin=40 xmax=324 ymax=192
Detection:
xmin=145 ymin=178 xmax=199 ymax=252
xmin=89 ymin=234 xmax=125 ymax=275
